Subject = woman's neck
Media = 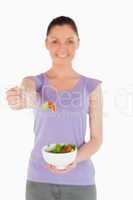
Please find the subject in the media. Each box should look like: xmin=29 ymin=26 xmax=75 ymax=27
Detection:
xmin=47 ymin=63 xmax=78 ymax=78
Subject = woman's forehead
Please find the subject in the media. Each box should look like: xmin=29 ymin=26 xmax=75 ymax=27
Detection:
xmin=47 ymin=25 xmax=77 ymax=38
xmin=49 ymin=36 xmax=76 ymax=40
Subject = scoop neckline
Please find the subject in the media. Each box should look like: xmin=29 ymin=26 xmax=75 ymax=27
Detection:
xmin=43 ymin=72 xmax=82 ymax=93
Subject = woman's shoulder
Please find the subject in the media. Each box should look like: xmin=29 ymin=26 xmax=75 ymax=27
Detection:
xmin=30 ymin=72 xmax=46 ymax=91
xmin=81 ymin=74 xmax=102 ymax=94
xmin=81 ymin=74 xmax=102 ymax=83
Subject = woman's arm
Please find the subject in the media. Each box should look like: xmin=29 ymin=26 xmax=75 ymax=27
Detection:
xmin=20 ymin=76 xmax=41 ymax=108
xmin=6 ymin=76 xmax=40 ymax=110
xmin=76 ymin=84 xmax=103 ymax=164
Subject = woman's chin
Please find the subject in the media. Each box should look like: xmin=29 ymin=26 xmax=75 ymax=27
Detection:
xmin=53 ymin=57 xmax=73 ymax=64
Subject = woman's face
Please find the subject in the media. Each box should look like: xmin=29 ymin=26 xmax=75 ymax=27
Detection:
xmin=45 ymin=25 xmax=80 ymax=65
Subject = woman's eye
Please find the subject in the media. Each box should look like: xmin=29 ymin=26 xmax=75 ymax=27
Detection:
xmin=52 ymin=40 xmax=57 ymax=44
xmin=68 ymin=40 xmax=74 ymax=44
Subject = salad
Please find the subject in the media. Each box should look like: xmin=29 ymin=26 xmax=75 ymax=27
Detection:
xmin=45 ymin=144 xmax=77 ymax=153
xmin=41 ymin=100 xmax=56 ymax=112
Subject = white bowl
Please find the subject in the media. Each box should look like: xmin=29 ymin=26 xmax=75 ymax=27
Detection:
xmin=41 ymin=144 xmax=77 ymax=169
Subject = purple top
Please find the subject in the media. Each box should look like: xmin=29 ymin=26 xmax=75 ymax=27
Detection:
xmin=26 ymin=72 xmax=102 ymax=185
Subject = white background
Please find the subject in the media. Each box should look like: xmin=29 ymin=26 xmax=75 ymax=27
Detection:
xmin=0 ymin=0 xmax=133 ymax=199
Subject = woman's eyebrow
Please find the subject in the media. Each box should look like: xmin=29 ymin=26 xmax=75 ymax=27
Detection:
xmin=50 ymin=37 xmax=57 ymax=39
xmin=67 ymin=37 xmax=75 ymax=39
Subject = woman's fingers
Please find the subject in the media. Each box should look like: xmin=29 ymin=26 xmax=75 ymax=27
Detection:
xmin=7 ymin=96 xmax=20 ymax=106
xmin=6 ymin=87 xmax=21 ymax=96
xmin=46 ymin=164 xmax=74 ymax=174
xmin=6 ymin=78 xmax=38 ymax=110
xmin=7 ymin=95 xmax=20 ymax=102
xmin=6 ymin=93 xmax=26 ymax=109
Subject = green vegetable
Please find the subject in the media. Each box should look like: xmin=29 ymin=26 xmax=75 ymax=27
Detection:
xmin=46 ymin=144 xmax=77 ymax=153
xmin=52 ymin=149 xmax=58 ymax=153
xmin=61 ymin=144 xmax=67 ymax=149
xmin=54 ymin=144 xmax=62 ymax=153
xmin=41 ymin=102 xmax=49 ymax=111
xmin=71 ymin=144 xmax=76 ymax=150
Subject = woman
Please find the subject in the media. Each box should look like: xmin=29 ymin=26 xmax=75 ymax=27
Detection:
xmin=6 ymin=16 xmax=103 ymax=200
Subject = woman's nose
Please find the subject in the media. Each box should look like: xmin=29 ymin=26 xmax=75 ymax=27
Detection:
xmin=58 ymin=47 xmax=67 ymax=54
xmin=59 ymin=43 xmax=67 ymax=49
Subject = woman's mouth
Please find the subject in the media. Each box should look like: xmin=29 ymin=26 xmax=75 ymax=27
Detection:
xmin=56 ymin=54 xmax=68 ymax=59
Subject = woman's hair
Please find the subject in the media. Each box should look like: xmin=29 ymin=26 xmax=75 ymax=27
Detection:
xmin=46 ymin=16 xmax=79 ymax=38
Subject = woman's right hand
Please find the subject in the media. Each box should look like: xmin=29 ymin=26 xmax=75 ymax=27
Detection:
xmin=6 ymin=86 xmax=27 ymax=110
xmin=6 ymin=77 xmax=38 ymax=110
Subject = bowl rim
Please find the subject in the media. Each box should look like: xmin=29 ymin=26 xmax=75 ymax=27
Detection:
xmin=41 ymin=143 xmax=77 ymax=154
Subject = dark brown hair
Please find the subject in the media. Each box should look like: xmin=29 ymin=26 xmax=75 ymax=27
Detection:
xmin=46 ymin=16 xmax=79 ymax=38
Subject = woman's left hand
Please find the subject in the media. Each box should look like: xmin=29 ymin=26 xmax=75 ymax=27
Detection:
xmin=46 ymin=159 xmax=78 ymax=174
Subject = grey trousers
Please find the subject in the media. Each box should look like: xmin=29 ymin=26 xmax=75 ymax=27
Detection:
xmin=26 ymin=180 xmax=97 ymax=200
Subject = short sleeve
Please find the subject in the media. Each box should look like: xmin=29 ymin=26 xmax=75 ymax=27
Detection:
xmin=31 ymin=73 xmax=44 ymax=93
xmin=86 ymin=77 xmax=102 ymax=95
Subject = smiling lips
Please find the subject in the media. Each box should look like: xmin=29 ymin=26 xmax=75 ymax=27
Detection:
xmin=56 ymin=53 xmax=68 ymax=58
